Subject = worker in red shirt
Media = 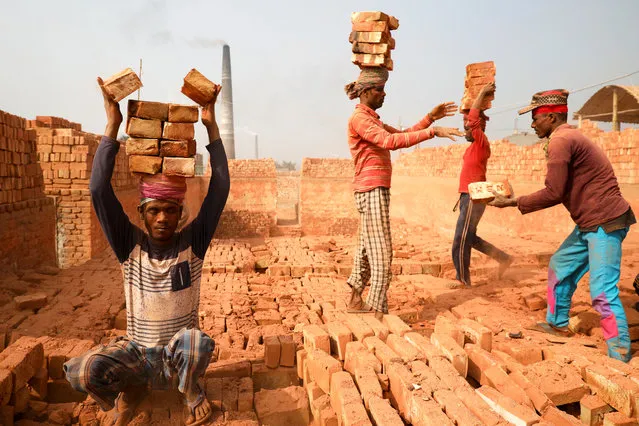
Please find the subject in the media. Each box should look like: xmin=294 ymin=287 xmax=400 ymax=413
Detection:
xmin=452 ymin=82 xmax=513 ymax=287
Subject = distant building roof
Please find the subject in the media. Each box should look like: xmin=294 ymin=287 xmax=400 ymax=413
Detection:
xmin=574 ymin=85 xmax=639 ymax=124
xmin=503 ymin=132 xmax=542 ymax=146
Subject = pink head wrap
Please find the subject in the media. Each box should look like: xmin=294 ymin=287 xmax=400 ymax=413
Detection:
xmin=138 ymin=174 xmax=187 ymax=206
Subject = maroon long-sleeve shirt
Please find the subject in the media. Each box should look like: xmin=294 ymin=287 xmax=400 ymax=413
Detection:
xmin=517 ymin=124 xmax=630 ymax=229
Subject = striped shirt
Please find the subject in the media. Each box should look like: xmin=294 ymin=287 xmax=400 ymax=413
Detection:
xmin=348 ymin=103 xmax=435 ymax=192
xmin=90 ymin=137 xmax=230 ymax=348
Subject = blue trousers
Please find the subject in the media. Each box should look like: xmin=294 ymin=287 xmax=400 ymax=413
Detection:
xmin=452 ymin=193 xmax=510 ymax=285
xmin=547 ymin=226 xmax=630 ymax=362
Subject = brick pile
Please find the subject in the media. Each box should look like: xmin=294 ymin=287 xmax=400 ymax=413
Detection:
xmin=460 ymin=61 xmax=496 ymax=111
xmin=126 ymin=100 xmax=199 ymax=177
xmin=27 ymin=116 xmax=81 ymax=131
xmin=0 ymin=110 xmax=56 ymax=270
xmin=32 ymin=121 xmax=136 ymax=268
xmin=349 ymin=11 xmax=399 ymax=70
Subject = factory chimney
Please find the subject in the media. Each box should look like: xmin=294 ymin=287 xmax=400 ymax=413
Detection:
xmin=220 ymin=44 xmax=236 ymax=159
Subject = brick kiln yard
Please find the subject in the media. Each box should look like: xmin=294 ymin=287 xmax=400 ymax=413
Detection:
xmin=3 ymin=225 xmax=639 ymax=425
xmin=3 ymin=109 xmax=639 ymax=425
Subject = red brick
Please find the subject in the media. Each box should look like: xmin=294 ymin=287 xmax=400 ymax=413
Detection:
xmin=160 ymin=139 xmax=196 ymax=157
xmin=430 ymin=333 xmax=467 ymax=377
xmin=307 ymin=349 xmax=342 ymax=394
xmin=525 ymin=360 xmax=589 ymax=406
xmin=344 ymin=314 xmax=375 ymax=341
xmin=353 ymin=366 xmax=382 ymax=409
xmin=162 ymin=157 xmax=195 ymax=177
xmin=385 ymin=334 xmax=424 ymax=363
xmin=222 ymin=377 xmax=239 ymax=411
xmin=181 ymin=68 xmax=220 ymax=107
xmin=362 ymin=336 xmax=401 ymax=372
xmin=352 ymin=42 xmax=392 ymax=55
xmin=458 ymin=318 xmax=492 ymax=352
xmin=278 ymin=335 xmax=296 ymax=367
xmin=476 ymin=386 xmax=540 ymax=426
xmin=344 ymin=341 xmax=382 ymax=375
xmin=330 ymin=371 xmax=368 ymax=425
xmin=350 ymin=11 xmax=399 ymax=30
xmin=509 ymin=369 xmax=553 ymax=414
xmin=433 ymin=388 xmax=483 ymax=425
xmin=296 ymin=349 xmax=307 ymax=380
xmin=129 ymin=155 xmax=162 ymax=174
xmin=410 ymin=388 xmax=453 ymax=426
xmin=541 ymin=406 xmax=582 ymax=425
xmin=126 ymin=117 xmax=162 ymax=138
xmin=360 ymin=316 xmax=389 ymax=341
xmin=581 ymin=394 xmax=613 ymax=426
xmin=434 ymin=314 xmax=465 ymax=347
xmin=465 ymin=344 xmax=504 ymax=385
xmin=0 ymin=336 xmax=44 ymax=391
xmin=524 ymin=294 xmax=546 ymax=311
xmin=428 ymin=357 xmax=473 ymax=392
xmin=127 ymin=99 xmax=168 ymax=121
xmin=47 ymin=379 xmax=87 ymax=403
xmin=254 ymin=386 xmax=310 ymax=426
xmin=102 ymin=68 xmax=142 ymax=102
xmin=205 ymin=359 xmax=251 ymax=378
xmin=493 ymin=341 xmax=542 ymax=365
xmin=409 ymin=361 xmax=443 ymax=395
xmin=484 ymin=365 xmax=533 ymax=408
xmin=454 ymin=387 xmax=503 ymax=426
xmin=126 ymin=138 xmax=159 ymax=156
xmin=385 ymin=362 xmax=415 ymax=421
xmin=403 ymin=332 xmax=441 ymax=361
xmin=303 ymin=325 xmax=331 ymax=354
xmin=326 ymin=322 xmax=352 ymax=361
xmin=351 ymin=20 xmax=389 ymax=32
xmin=264 ymin=335 xmax=281 ymax=369
xmin=368 ymin=395 xmax=403 ymax=426
xmin=0 ymin=369 xmax=11 ymax=406
xmin=382 ymin=315 xmax=411 ymax=337
xmin=13 ymin=292 xmax=47 ymax=310
xmin=162 ymin=122 xmax=195 ymax=141
xmin=10 ymin=385 xmax=29 ymax=413
xmin=584 ymin=364 xmax=639 ymax=418
xmin=168 ymin=104 xmax=199 ymax=123
xmin=603 ymin=412 xmax=639 ymax=426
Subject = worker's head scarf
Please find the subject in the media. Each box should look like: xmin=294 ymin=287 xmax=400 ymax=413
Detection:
xmin=344 ymin=67 xmax=389 ymax=100
xmin=138 ymin=174 xmax=187 ymax=207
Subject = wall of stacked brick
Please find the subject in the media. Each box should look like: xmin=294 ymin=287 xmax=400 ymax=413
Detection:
xmin=299 ymin=158 xmax=358 ymax=236
xmin=32 ymin=121 xmax=137 ymax=268
xmin=0 ymin=110 xmax=56 ymax=271
xmin=211 ymin=159 xmax=278 ymax=238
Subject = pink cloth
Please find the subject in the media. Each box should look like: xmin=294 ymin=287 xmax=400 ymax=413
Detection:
xmin=138 ymin=174 xmax=187 ymax=204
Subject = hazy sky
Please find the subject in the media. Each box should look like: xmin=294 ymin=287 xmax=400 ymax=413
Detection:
xmin=1 ymin=0 xmax=638 ymax=165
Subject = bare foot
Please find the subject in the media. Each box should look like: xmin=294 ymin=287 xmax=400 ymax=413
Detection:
xmin=445 ymin=280 xmax=466 ymax=289
xmin=113 ymin=385 xmax=148 ymax=426
xmin=185 ymin=387 xmax=212 ymax=426
xmin=347 ymin=287 xmax=363 ymax=309
xmin=374 ymin=311 xmax=383 ymax=321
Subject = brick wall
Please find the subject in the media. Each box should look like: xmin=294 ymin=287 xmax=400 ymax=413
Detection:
xmin=210 ymin=159 xmax=277 ymax=238
xmin=0 ymin=110 xmax=56 ymax=270
xmin=33 ymin=122 xmax=136 ymax=268
xmin=299 ymin=158 xmax=359 ymax=235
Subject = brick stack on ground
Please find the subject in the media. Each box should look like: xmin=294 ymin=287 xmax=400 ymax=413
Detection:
xmin=350 ymin=11 xmax=399 ymax=70
xmin=460 ymin=61 xmax=496 ymax=111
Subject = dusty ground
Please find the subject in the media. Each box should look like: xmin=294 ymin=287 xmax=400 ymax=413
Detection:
xmin=2 ymin=223 xmax=639 ymax=424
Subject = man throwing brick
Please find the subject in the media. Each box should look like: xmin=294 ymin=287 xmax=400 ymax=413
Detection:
xmin=490 ymin=89 xmax=635 ymax=361
xmin=64 ymin=77 xmax=230 ymax=425
xmin=452 ymin=82 xmax=513 ymax=288
xmin=344 ymin=67 xmax=463 ymax=319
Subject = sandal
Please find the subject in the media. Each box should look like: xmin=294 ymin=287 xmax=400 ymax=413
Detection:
xmin=184 ymin=387 xmax=212 ymax=426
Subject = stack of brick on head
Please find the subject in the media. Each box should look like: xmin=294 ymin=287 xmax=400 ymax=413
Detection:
xmin=62 ymin=68 xmax=229 ymax=426
xmin=344 ymin=11 xmax=463 ymax=320
xmin=451 ymin=61 xmax=514 ymax=289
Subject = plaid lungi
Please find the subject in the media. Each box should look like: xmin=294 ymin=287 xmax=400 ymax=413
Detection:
xmin=347 ymin=187 xmax=393 ymax=313
xmin=64 ymin=327 xmax=213 ymax=411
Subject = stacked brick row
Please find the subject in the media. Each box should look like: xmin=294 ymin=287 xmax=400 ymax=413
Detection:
xmin=126 ymin=100 xmax=199 ymax=177
xmin=460 ymin=61 xmax=496 ymax=111
xmin=27 ymin=116 xmax=81 ymax=131
xmin=0 ymin=110 xmax=55 ymax=270
xmin=393 ymin=120 xmax=639 ymax=185
xmin=0 ymin=111 xmax=44 ymax=205
xmin=349 ymin=11 xmax=399 ymax=70
xmin=0 ymin=335 xmax=95 ymax=424
xmin=32 ymin=120 xmax=136 ymax=268
xmin=214 ymin=159 xmax=278 ymax=238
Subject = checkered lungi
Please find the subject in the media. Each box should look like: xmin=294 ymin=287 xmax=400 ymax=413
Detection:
xmin=64 ymin=328 xmax=214 ymax=411
xmin=347 ymin=187 xmax=393 ymax=313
